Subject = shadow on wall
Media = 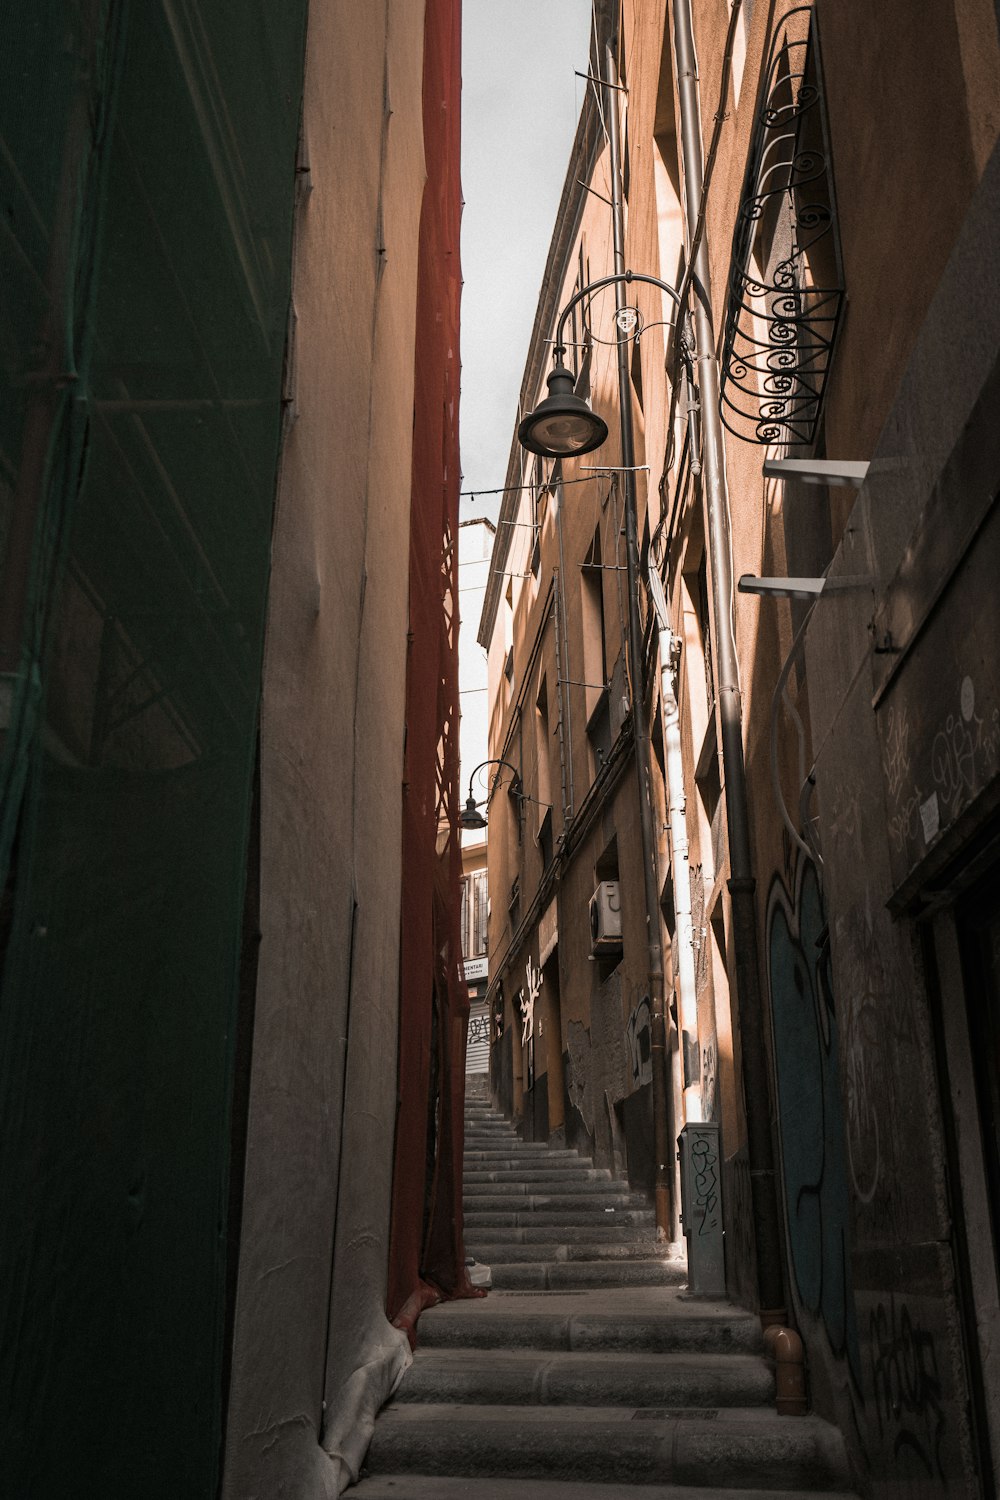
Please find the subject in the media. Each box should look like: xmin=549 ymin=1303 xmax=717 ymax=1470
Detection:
xmin=767 ymin=854 xmax=862 ymax=1388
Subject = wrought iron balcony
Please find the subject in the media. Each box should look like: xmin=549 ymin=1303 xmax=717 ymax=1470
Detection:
xmin=720 ymin=7 xmax=844 ymax=446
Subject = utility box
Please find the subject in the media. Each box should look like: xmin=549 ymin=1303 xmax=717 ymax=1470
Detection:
xmin=677 ymin=1121 xmax=725 ymax=1296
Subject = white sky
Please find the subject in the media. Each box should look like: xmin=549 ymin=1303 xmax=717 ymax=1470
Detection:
xmin=460 ymin=0 xmax=593 ymax=522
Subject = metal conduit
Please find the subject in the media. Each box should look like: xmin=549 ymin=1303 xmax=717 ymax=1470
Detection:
xmin=669 ymin=0 xmax=787 ymax=1318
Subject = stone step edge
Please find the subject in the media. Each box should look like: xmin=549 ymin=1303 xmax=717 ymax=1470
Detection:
xmin=353 ymin=1479 xmax=861 ymax=1500
xmin=365 ymin=1404 xmax=852 ymax=1488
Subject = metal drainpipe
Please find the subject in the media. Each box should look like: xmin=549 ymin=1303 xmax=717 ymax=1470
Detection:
xmin=656 ymin=621 xmax=702 ymax=1126
xmin=555 ymin=478 xmax=575 ymax=817
xmin=604 ymin=42 xmax=673 ymax=1239
xmin=552 ymin=578 xmax=570 ymax=823
xmin=669 ymin=0 xmax=786 ymax=1318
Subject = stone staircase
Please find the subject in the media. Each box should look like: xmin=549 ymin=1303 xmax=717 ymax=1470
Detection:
xmin=350 ymin=1097 xmax=860 ymax=1498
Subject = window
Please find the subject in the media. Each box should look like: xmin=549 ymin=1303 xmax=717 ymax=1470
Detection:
xmin=697 ymin=552 xmax=715 ymax=718
xmin=535 ymin=675 xmax=552 ymax=817
xmin=581 ymin=526 xmax=611 ymax=774
xmin=472 ymin=868 xmax=488 ymax=956
xmin=460 ymin=870 xmax=489 ymax=959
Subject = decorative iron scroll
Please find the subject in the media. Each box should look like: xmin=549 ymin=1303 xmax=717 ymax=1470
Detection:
xmin=720 ymin=8 xmax=843 ymax=446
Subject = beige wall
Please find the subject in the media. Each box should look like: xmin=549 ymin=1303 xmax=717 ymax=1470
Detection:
xmin=223 ymin=2 xmax=427 ymax=1494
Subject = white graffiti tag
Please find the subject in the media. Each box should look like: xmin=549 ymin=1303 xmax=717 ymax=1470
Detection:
xmin=522 ymin=958 xmax=542 ymax=1046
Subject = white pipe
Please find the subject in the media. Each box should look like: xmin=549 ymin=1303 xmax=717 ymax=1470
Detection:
xmin=657 ymin=625 xmax=702 ymax=1124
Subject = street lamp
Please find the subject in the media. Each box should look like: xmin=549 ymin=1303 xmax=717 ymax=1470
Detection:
xmin=518 ymin=270 xmax=682 ymax=460
xmin=458 ymin=758 xmax=523 ymax=832
xmin=517 ymin=366 xmax=608 ymax=458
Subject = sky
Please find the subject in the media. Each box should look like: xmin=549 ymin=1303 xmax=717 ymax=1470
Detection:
xmin=460 ymin=0 xmax=593 ymax=523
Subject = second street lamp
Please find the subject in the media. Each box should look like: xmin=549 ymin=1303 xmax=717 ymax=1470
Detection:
xmin=459 ymin=758 xmax=523 ymax=832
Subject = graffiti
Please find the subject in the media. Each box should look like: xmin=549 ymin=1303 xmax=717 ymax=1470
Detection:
xmin=887 ymin=789 xmax=921 ymax=854
xmin=882 ymin=702 xmax=911 ymax=800
xmin=566 ymin=1019 xmax=594 ymax=1134
xmin=521 ymin=958 xmax=541 ymax=1046
xmin=870 ymin=1295 xmax=945 ymax=1479
xmin=624 ymin=995 xmax=652 ymax=1087
xmin=767 ymin=856 xmax=862 ymax=1386
xmin=690 ymin=1130 xmax=721 ymax=1236
xmin=468 ymin=1014 xmax=490 ymax=1046
xmin=885 ymin=676 xmax=1000 ymax=856
xmin=837 ymin=905 xmax=883 ymax=1205
xmin=931 ymin=708 xmax=978 ymax=816
xmin=827 ymin=782 xmax=861 ymax=844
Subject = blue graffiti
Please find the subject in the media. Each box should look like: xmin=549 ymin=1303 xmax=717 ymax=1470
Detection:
xmin=767 ymin=858 xmax=861 ymax=1387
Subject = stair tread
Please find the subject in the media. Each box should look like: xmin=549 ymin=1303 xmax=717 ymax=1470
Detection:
xmin=395 ymin=1347 xmax=775 ymax=1409
xmin=366 ymin=1404 xmax=852 ymax=1488
xmin=378 ymin=1401 xmax=840 ymax=1428
xmin=353 ymin=1480 xmax=861 ymax=1500
xmin=465 ymin=1242 xmax=683 ymax=1261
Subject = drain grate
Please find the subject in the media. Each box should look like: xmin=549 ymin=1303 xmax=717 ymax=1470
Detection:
xmin=632 ymin=1408 xmax=719 ymax=1420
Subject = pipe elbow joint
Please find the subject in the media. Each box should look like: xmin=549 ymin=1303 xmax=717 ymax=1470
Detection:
xmin=762 ymin=1324 xmax=808 ymax=1416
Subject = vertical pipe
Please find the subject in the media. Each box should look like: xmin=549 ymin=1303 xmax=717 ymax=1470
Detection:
xmin=552 ymin=579 xmax=570 ymax=823
xmin=670 ymin=0 xmax=786 ymax=1316
xmin=604 ymin=41 xmax=673 ymax=1239
xmin=555 ymin=479 xmax=575 ymax=817
xmin=657 ymin=626 xmax=701 ymax=1124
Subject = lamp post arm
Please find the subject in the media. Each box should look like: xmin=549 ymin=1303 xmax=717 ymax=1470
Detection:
xmin=467 ymin=757 xmax=522 ymax=802
xmin=553 ymin=270 xmax=683 ymax=360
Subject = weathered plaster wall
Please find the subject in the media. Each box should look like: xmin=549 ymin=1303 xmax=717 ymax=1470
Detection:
xmin=223 ymin=3 xmax=426 ymax=1494
xmin=802 ymin=139 xmax=1000 ymax=1497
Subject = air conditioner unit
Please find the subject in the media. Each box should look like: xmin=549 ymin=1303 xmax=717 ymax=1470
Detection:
xmin=589 ymin=880 xmax=622 ymax=954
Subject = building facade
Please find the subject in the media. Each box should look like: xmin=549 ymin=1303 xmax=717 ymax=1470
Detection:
xmin=480 ymin=1 xmax=1000 ymax=1496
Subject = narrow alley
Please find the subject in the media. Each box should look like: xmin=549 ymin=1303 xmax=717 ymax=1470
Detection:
xmin=1 ymin=0 xmax=999 ymax=1498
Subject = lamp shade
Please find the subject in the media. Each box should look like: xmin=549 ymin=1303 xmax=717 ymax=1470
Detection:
xmin=459 ymin=795 xmax=488 ymax=830
xmin=517 ymin=366 xmax=609 ymax=459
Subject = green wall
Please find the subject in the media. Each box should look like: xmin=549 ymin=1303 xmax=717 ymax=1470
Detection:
xmin=0 ymin=5 xmax=308 ymax=1493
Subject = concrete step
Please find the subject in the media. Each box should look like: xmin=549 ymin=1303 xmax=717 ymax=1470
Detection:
xmin=394 ymin=1348 xmax=774 ymax=1408
xmin=463 ymin=1190 xmax=648 ymax=1212
xmin=352 ymin=1480 xmax=861 ymax=1500
xmin=489 ymin=1260 xmax=687 ymax=1290
xmin=464 ymin=1179 xmax=635 ymax=1199
xmin=463 ymin=1240 xmax=680 ymax=1263
xmin=364 ymin=1404 xmax=852 ymax=1490
xmin=465 ymin=1150 xmax=586 ymax=1164
xmin=464 ymin=1166 xmax=612 ymax=1184
xmin=464 ymin=1208 xmax=655 ymax=1229
xmin=464 ymin=1170 xmax=615 ymax=1189
xmin=465 ymin=1222 xmax=663 ymax=1246
xmin=417 ymin=1290 xmax=764 ymax=1355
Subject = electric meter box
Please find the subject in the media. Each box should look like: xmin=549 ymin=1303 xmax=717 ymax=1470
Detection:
xmin=677 ymin=1120 xmax=725 ymax=1296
